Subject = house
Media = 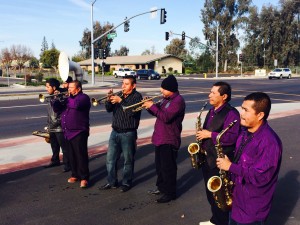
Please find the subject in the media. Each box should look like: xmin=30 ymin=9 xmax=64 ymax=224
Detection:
xmin=78 ymin=54 xmax=183 ymax=74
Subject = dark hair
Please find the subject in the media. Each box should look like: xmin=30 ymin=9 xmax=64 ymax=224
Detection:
xmin=46 ymin=78 xmax=60 ymax=89
xmin=123 ymin=75 xmax=136 ymax=85
xmin=244 ymin=92 xmax=271 ymax=120
xmin=70 ymin=80 xmax=82 ymax=91
xmin=213 ymin=81 xmax=231 ymax=102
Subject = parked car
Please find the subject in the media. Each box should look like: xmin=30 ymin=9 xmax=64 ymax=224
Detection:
xmin=113 ymin=68 xmax=136 ymax=78
xmin=136 ymin=69 xmax=161 ymax=80
xmin=268 ymin=68 xmax=291 ymax=79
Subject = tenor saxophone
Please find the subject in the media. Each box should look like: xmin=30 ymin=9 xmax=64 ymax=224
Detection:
xmin=187 ymin=102 xmax=207 ymax=169
xmin=207 ymin=120 xmax=237 ymax=211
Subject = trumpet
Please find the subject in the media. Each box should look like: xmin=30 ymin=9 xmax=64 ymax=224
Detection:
xmin=122 ymin=95 xmax=162 ymax=112
xmin=91 ymin=90 xmax=123 ymax=107
xmin=39 ymin=92 xmax=68 ymax=103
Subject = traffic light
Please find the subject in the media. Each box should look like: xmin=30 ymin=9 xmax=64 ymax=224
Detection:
xmin=99 ymin=49 xmax=103 ymax=59
xmin=124 ymin=21 xmax=130 ymax=32
xmin=103 ymin=48 xmax=107 ymax=59
xmin=182 ymin=31 xmax=185 ymax=41
xmin=94 ymin=48 xmax=99 ymax=59
xmin=165 ymin=32 xmax=169 ymax=41
xmin=239 ymin=53 xmax=243 ymax=62
xmin=160 ymin=8 xmax=167 ymax=24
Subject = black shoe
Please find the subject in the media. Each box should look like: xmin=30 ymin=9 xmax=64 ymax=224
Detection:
xmin=44 ymin=161 xmax=60 ymax=168
xmin=99 ymin=183 xmax=118 ymax=190
xmin=120 ymin=185 xmax=131 ymax=192
xmin=63 ymin=167 xmax=71 ymax=172
xmin=147 ymin=189 xmax=161 ymax=195
xmin=156 ymin=194 xmax=176 ymax=203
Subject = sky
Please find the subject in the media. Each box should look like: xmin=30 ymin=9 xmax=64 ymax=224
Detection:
xmin=0 ymin=0 xmax=277 ymax=59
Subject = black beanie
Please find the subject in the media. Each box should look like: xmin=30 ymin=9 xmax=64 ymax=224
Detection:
xmin=161 ymin=75 xmax=178 ymax=92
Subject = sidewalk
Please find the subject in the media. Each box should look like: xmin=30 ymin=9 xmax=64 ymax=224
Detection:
xmin=1 ymin=102 xmax=300 ymax=174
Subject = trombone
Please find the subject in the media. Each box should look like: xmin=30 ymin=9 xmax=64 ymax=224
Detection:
xmin=39 ymin=92 xmax=68 ymax=103
xmin=122 ymin=95 xmax=162 ymax=112
xmin=91 ymin=90 xmax=123 ymax=107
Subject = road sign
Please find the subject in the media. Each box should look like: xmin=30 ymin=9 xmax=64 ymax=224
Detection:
xmin=107 ymin=33 xmax=117 ymax=39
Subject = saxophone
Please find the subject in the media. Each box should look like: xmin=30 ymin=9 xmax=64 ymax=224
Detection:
xmin=207 ymin=120 xmax=237 ymax=211
xmin=187 ymin=102 xmax=207 ymax=169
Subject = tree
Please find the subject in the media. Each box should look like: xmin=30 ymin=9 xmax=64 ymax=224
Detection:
xmin=10 ymin=45 xmax=33 ymax=72
xmin=0 ymin=47 xmax=13 ymax=73
xmin=40 ymin=36 xmax=48 ymax=56
xmin=79 ymin=21 xmax=115 ymax=59
xmin=40 ymin=48 xmax=60 ymax=68
xmin=50 ymin=40 xmax=56 ymax=50
xmin=112 ymin=46 xmax=129 ymax=56
xmin=164 ymin=38 xmax=187 ymax=58
xmin=200 ymin=0 xmax=251 ymax=72
xmin=141 ymin=49 xmax=151 ymax=55
xmin=29 ymin=57 xmax=39 ymax=68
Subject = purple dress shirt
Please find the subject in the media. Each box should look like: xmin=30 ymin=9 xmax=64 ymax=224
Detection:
xmin=55 ymin=92 xmax=91 ymax=140
xmin=229 ymin=121 xmax=282 ymax=223
xmin=148 ymin=91 xmax=185 ymax=149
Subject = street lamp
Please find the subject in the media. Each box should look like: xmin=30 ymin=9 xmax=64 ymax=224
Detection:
xmin=91 ymin=0 xmax=97 ymax=85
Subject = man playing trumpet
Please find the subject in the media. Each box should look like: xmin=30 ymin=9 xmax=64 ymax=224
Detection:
xmin=142 ymin=75 xmax=186 ymax=203
xmin=100 ymin=75 xmax=142 ymax=192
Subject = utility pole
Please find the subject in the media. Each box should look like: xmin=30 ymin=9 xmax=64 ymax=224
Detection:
xmin=91 ymin=0 xmax=97 ymax=85
xmin=216 ymin=25 xmax=218 ymax=78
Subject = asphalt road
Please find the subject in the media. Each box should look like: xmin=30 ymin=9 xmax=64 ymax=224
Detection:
xmin=1 ymin=76 xmax=299 ymax=139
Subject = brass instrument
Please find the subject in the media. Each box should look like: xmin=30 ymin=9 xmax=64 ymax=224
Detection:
xmin=91 ymin=90 xmax=123 ymax=107
xmin=187 ymin=102 xmax=207 ymax=169
xmin=207 ymin=120 xmax=237 ymax=211
xmin=122 ymin=95 xmax=162 ymax=112
xmin=39 ymin=92 xmax=68 ymax=103
xmin=32 ymin=130 xmax=50 ymax=143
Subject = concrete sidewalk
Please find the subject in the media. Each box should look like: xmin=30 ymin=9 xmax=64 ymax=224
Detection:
xmin=1 ymin=102 xmax=300 ymax=174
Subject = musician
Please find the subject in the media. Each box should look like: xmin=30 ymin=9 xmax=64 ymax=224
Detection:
xmin=100 ymin=75 xmax=142 ymax=192
xmin=143 ymin=75 xmax=186 ymax=203
xmin=196 ymin=81 xmax=240 ymax=225
xmin=44 ymin=78 xmax=70 ymax=172
xmin=216 ymin=92 xmax=282 ymax=225
xmin=53 ymin=80 xmax=91 ymax=188
xmin=61 ymin=76 xmax=73 ymax=91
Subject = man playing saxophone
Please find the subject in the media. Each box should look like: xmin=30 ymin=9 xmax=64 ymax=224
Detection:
xmin=216 ymin=92 xmax=282 ymax=225
xmin=196 ymin=81 xmax=240 ymax=225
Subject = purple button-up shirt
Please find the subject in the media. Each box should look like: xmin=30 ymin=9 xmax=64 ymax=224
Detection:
xmin=148 ymin=92 xmax=185 ymax=149
xmin=229 ymin=121 xmax=282 ymax=223
xmin=205 ymin=103 xmax=240 ymax=146
xmin=54 ymin=92 xmax=91 ymax=140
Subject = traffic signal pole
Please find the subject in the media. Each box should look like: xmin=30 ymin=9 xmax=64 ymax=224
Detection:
xmin=91 ymin=8 xmax=164 ymax=85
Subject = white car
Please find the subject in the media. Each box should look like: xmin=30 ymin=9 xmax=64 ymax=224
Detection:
xmin=268 ymin=68 xmax=291 ymax=79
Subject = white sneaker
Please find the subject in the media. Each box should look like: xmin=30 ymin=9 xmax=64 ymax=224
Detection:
xmin=199 ymin=221 xmax=215 ymax=225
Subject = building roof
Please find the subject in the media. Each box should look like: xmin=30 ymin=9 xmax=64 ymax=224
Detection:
xmin=78 ymin=54 xmax=183 ymax=66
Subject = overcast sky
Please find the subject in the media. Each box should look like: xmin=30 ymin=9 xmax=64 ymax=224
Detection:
xmin=0 ymin=0 xmax=276 ymax=58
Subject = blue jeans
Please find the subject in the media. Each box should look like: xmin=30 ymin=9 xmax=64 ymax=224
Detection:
xmin=106 ymin=130 xmax=137 ymax=186
xmin=229 ymin=216 xmax=265 ymax=225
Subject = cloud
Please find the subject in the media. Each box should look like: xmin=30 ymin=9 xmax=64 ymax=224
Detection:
xmin=68 ymin=0 xmax=90 ymax=11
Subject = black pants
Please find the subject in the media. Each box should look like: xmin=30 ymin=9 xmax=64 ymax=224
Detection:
xmin=202 ymin=163 xmax=229 ymax=225
xmin=66 ymin=132 xmax=89 ymax=181
xmin=50 ymin=132 xmax=69 ymax=166
xmin=155 ymin=144 xmax=178 ymax=197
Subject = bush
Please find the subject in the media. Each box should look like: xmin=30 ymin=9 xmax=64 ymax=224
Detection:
xmin=25 ymin=74 xmax=32 ymax=83
xmin=35 ymin=72 xmax=44 ymax=82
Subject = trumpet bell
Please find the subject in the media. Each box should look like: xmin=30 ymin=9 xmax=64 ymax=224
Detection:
xmin=188 ymin=143 xmax=200 ymax=154
xmin=39 ymin=94 xmax=45 ymax=103
xmin=91 ymin=98 xmax=99 ymax=107
xmin=207 ymin=176 xmax=222 ymax=192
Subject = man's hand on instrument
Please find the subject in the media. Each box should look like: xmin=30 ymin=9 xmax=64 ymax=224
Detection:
xmin=110 ymin=95 xmax=122 ymax=104
xmin=216 ymin=155 xmax=231 ymax=171
xmin=142 ymin=99 xmax=153 ymax=110
xmin=196 ymin=129 xmax=212 ymax=140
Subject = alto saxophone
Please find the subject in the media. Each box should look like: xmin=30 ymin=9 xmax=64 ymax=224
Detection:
xmin=187 ymin=102 xmax=207 ymax=169
xmin=207 ymin=120 xmax=237 ymax=211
